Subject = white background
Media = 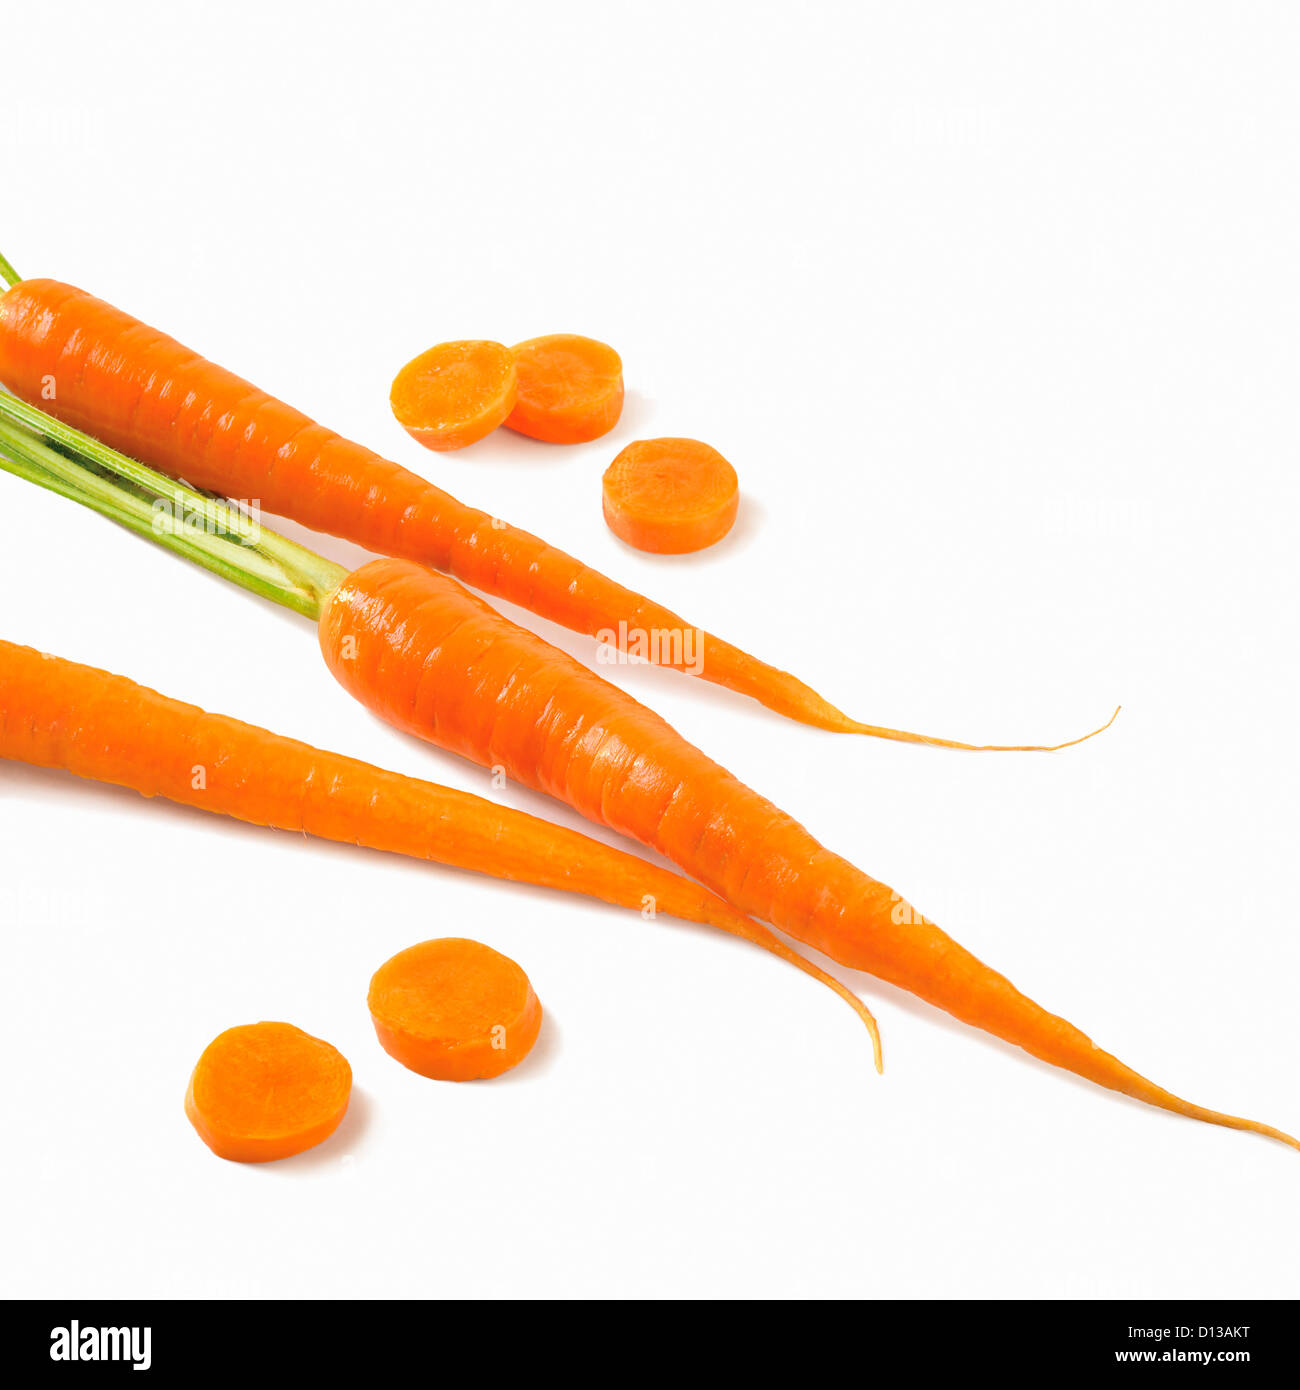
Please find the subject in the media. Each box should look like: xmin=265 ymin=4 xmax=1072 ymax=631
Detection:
xmin=1 ymin=2 xmax=1297 ymax=1300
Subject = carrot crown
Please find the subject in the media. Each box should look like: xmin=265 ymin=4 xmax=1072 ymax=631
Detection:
xmin=0 ymin=378 xmax=346 ymax=619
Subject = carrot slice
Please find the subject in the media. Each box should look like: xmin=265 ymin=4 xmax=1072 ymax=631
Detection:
xmin=184 ymin=1022 xmax=352 ymax=1163
xmin=603 ymin=437 xmax=740 ymax=554
xmin=390 ymin=340 xmax=517 ymax=451
xmin=505 ymin=333 xmax=624 ymax=443
xmin=368 ymin=938 xmax=543 ymax=1081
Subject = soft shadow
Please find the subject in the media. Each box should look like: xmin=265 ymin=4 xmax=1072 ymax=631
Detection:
xmin=451 ymin=426 xmax=577 ymax=467
xmin=490 ymin=1011 xmax=561 ymax=1085
xmin=260 ymin=1086 xmax=374 ymax=1175
xmin=718 ymin=492 xmax=766 ymax=552
xmin=609 ymin=388 xmax=656 ymax=436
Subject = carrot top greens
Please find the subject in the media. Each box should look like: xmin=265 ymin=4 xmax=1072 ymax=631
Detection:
xmin=0 ymin=389 xmax=345 ymax=618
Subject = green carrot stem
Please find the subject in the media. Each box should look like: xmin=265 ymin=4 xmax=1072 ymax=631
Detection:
xmin=0 ymin=391 xmax=347 ymax=619
xmin=0 ymin=250 xmax=20 ymax=287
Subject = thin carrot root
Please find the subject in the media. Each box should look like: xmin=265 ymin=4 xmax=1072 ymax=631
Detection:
xmin=1036 ymin=1030 xmax=1300 ymax=1150
xmin=707 ymin=914 xmax=883 ymax=1071
xmin=367 ymin=938 xmax=542 ymax=1081
xmin=184 ymin=1022 xmax=352 ymax=1163
xmin=1169 ymin=1107 xmax=1300 ymax=1151
xmin=389 ymin=339 xmax=517 ymax=451
xmin=845 ymin=704 xmax=1123 ymax=752
xmin=603 ymin=437 xmax=739 ymax=553
xmin=506 ymin=334 xmax=624 ymax=443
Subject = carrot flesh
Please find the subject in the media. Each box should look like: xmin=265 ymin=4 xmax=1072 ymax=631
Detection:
xmin=0 ymin=278 xmax=1104 ymax=749
xmin=0 ymin=640 xmax=879 ymax=1053
xmin=505 ymin=333 xmax=624 ymax=443
xmin=389 ymin=339 xmax=517 ymax=451
xmin=319 ymin=558 xmax=1296 ymax=1148
xmin=603 ymin=437 xmax=739 ymax=553
xmin=368 ymin=938 xmax=542 ymax=1080
xmin=185 ymin=1022 xmax=352 ymax=1163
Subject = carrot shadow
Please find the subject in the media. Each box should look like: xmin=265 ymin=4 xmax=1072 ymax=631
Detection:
xmin=487 ymin=1011 xmax=561 ymax=1085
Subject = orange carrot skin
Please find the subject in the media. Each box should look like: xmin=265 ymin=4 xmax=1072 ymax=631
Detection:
xmin=320 ymin=559 xmax=1297 ymax=1146
xmin=0 ymin=280 xmax=858 ymax=733
xmin=0 ymin=640 xmax=875 ymax=1027
xmin=0 ymin=639 xmax=774 ymax=928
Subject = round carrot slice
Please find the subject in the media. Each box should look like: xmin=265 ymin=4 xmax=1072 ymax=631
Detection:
xmin=184 ymin=1022 xmax=352 ymax=1163
xmin=390 ymin=340 xmax=517 ymax=451
xmin=602 ymin=438 xmax=739 ymax=554
xmin=367 ymin=937 xmax=542 ymax=1081
xmin=505 ymin=334 xmax=624 ymax=443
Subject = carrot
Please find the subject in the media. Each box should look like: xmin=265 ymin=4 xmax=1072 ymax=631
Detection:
xmin=0 ymin=638 xmax=878 ymax=1051
xmin=389 ymin=339 xmax=517 ymax=451
xmin=6 ymin=393 xmax=1280 ymax=1148
xmin=185 ymin=1022 xmax=352 ymax=1162
xmin=318 ymin=557 xmax=1298 ymax=1149
xmin=0 ymin=273 xmax=1108 ymax=750
xmin=368 ymin=938 xmax=543 ymax=1080
xmin=603 ymin=437 xmax=739 ymax=553
xmin=505 ymin=333 xmax=624 ymax=443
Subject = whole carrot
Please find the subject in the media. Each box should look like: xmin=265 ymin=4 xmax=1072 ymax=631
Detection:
xmin=0 ymin=639 xmax=879 ymax=1048
xmin=319 ymin=558 xmax=1297 ymax=1149
xmin=0 ymin=389 xmax=1286 ymax=1148
xmin=0 ymin=273 xmax=1109 ymax=751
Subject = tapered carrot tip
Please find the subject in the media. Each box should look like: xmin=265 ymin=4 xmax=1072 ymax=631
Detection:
xmin=603 ymin=438 xmax=740 ymax=554
xmin=390 ymin=340 xmax=518 ymax=451
xmin=184 ymin=1022 xmax=352 ymax=1163
xmin=368 ymin=937 xmax=543 ymax=1081
xmin=505 ymin=334 xmax=624 ymax=443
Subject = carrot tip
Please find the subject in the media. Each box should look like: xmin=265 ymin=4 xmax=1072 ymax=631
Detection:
xmin=847 ymin=704 xmax=1122 ymax=752
xmin=824 ymin=971 xmax=883 ymax=1072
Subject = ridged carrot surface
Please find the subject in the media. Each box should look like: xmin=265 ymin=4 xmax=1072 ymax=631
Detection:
xmin=319 ymin=558 xmax=1296 ymax=1148
xmin=0 ymin=278 xmax=1103 ymax=750
xmin=0 ymin=639 xmax=878 ymax=1044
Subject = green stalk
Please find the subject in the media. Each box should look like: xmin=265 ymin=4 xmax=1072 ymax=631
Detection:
xmin=0 ymin=250 xmax=20 ymax=287
xmin=0 ymin=391 xmax=347 ymax=620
